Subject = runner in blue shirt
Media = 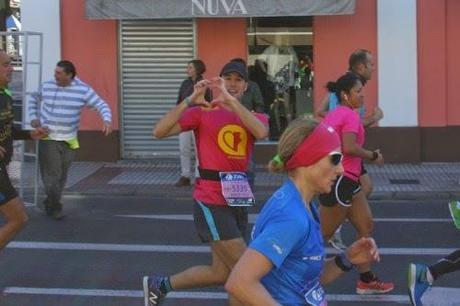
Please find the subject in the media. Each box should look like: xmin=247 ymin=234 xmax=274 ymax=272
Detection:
xmin=226 ymin=118 xmax=380 ymax=305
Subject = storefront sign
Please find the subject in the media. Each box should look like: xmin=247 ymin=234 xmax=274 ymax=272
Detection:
xmin=86 ymin=0 xmax=355 ymax=19
xmin=192 ymin=0 xmax=248 ymax=16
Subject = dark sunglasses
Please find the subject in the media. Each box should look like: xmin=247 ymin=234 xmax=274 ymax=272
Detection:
xmin=329 ymin=151 xmax=343 ymax=166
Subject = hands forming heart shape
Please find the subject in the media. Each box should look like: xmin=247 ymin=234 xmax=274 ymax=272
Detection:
xmin=189 ymin=77 xmax=239 ymax=109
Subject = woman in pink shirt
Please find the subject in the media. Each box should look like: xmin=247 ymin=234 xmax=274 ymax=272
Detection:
xmin=319 ymin=72 xmax=394 ymax=295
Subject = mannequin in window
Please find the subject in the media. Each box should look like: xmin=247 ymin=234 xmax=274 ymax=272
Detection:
xmin=259 ymin=30 xmax=298 ymax=95
xmin=259 ymin=31 xmax=298 ymax=137
xmin=295 ymin=54 xmax=313 ymax=91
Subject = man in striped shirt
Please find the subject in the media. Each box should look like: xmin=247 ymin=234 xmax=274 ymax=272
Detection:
xmin=29 ymin=60 xmax=112 ymax=220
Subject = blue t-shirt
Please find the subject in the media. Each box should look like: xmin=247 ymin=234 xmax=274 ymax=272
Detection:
xmin=328 ymin=92 xmax=365 ymax=118
xmin=249 ymin=179 xmax=325 ymax=306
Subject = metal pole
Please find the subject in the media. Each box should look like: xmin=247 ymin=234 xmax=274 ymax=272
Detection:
xmin=34 ymin=33 xmax=43 ymax=207
xmin=19 ymin=31 xmax=29 ymax=201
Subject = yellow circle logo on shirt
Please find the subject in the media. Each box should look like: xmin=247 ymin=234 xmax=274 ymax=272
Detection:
xmin=217 ymin=124 xmax=247 ymax=157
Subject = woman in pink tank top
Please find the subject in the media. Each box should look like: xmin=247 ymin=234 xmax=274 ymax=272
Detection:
xmin=319 ymin=72 xmax=394 ymax=295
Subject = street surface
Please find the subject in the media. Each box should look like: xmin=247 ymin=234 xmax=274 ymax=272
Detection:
xmin=0 ymin=193 xmax=459 ymax=306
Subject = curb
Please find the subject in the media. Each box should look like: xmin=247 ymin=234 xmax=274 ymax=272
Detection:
xmin=19 ymin=188 xmax=460 ymax=202
xmin=370 ymin=191 xmax=460 ymax=201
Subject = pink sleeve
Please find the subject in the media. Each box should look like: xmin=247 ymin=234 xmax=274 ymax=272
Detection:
xmin=178 ymin=107 xmax=201 ymax=131
xmin=254 ymin=112 xmax=269 ymax=127
xmin=341 ymin=111 xmax=361 ymax=134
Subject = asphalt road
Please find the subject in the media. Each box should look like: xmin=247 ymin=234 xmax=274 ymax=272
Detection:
xmin=0 ymin=193 xmax=459 ymax=306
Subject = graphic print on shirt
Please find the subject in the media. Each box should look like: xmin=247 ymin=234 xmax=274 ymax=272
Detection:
xmin=302 ymin=278 xmax=326 ymax=306
xmin=217 ymin=124 xmax=247 ymax=158
xmin=0 ymin=97 xmax=13 ymax=143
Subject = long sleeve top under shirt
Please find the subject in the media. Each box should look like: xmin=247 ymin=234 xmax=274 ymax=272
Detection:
xmin=0 ymin=89 xmax=31 ymax=165
xmin=176 ymin=76 xmax=213 ymax=105
xmin=28 ymin=77 xmax=112 ymax=141
xmin=240 ymin=81 xmax=265 ymax=113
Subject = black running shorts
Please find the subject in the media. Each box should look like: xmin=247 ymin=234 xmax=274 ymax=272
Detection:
xmin=319 ymin=175 xmax=361 ymax=207
xmin=0 ymin=163 xmax=18 ymax=206
xmin=193 ymin=200 xmax=248 ymax=243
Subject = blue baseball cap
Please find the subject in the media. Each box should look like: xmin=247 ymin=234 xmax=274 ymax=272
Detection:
xmin=219 ymin=61 xmax=248 ymax=81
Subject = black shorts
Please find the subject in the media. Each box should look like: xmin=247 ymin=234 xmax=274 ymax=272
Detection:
xmin=0 ymin=163 xmax=18 ymax=206
xmin=319 ymin=175 xmax=361 ymax=207
xmin=193 ymin=200 xmax=248 ymax=243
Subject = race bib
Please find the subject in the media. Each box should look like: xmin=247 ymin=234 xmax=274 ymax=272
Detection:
xmin=303 ymin=280 xmax=326 ymax=306
xmin=219 ymin=172 xmax=255 ymax=207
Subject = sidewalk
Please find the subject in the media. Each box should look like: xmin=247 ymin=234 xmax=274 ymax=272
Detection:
xmin=8 ymin=160 xmax=460 ymax=200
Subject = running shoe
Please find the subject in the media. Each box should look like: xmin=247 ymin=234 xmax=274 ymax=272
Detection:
xmin=143 ymin=276 xmax=166 ymax=306
xmin=356 ymin=278 xmax=394 ymax=294
xmin=408 ymin=263 xmax=431 ymax=306
xmin=328 ymin=230 xmax=347 ymax=251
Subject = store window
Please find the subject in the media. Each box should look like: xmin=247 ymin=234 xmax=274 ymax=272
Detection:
xmin=247 ymin=17 xmax=313 ymax=140
xmin=1 ymin=0 xmax=21 ymax=57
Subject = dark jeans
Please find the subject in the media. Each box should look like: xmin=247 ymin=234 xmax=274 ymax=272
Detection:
xmin=38 ymin=140 xmax=76 ymax=213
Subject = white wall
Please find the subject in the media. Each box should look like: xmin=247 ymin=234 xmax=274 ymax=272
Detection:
xmin=21 ymin=0 xmax=61 ymax=83
xmin=377 ymin=0 xmax=418 ymax=127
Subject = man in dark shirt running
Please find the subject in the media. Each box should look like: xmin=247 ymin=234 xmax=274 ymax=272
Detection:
xmin=0 ymin=50 xmax=47 ymax=252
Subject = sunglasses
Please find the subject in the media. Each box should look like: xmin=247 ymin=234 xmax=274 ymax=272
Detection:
xmin=329 ymin=151 xmax=343 ymax=166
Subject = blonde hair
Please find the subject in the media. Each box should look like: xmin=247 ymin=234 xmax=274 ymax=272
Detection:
xmin=268 ymin=116 xmax=318 ymax=173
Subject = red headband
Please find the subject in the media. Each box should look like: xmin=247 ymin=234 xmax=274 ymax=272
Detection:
xmin=285 ymin=123 xmax=341 ymax=170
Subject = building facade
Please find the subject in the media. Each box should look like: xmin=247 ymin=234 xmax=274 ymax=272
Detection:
xmin=20 ymin=0 xmax=460 ymax=162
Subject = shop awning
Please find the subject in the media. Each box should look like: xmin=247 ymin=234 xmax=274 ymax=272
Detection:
xmin=85 ymin=0 xmax=355 ymax=19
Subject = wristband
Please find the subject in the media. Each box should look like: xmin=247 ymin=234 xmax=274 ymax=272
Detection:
xmin=184 ymin=96 xmax=192 ymax=106
xmin=335 ymin=252 xmax=355 ymax=272
xmin=370 ymin=151 xmax=379 ymax=161
xmin=272 ymin=154 xmax=284 ymax=167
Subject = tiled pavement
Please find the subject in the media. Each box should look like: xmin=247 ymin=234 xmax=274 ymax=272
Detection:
xmin=8 ymin=160 xmax=460 ymax=200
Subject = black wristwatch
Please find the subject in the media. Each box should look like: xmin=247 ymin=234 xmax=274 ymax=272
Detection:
xmin=335 ymin=252 xmax=355 ymax=272
xmin=370 ymin=151 xmax=379 ymax=161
